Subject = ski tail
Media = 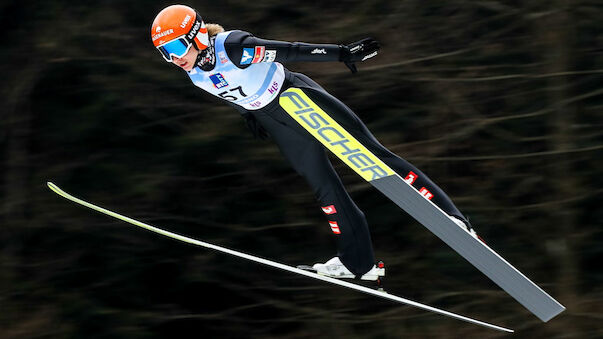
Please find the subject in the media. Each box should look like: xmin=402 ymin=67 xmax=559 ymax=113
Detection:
xmin=47 ymin=182 xmax=513 ymax=333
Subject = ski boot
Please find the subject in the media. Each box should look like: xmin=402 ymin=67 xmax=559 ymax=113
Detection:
xmin=449 ymin=215 xmax=485 ymax=243
xmin=298 ymin=257 xmax=386 ymax=291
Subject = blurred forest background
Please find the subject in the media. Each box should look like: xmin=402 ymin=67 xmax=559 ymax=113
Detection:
xmin=1 ymin=0 xmax=602 ymax=338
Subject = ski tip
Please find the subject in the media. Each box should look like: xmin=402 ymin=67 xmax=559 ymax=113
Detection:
xmin=47 ymin=182 xmax=64 ymax=196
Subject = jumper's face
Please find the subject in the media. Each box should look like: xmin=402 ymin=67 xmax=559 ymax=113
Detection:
xmin=173 ymin=47 xmax=199 ymax=72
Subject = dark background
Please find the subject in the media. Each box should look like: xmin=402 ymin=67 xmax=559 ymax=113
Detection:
xmin=2 ymin=0 xmax=602 ymax=338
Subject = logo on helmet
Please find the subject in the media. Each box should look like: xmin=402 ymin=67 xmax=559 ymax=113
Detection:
xmin=152 ymin=29 xmax=174 ymax=42
xmin=180 ymin=15 xmax=191 ymax=28
xmin=188 ymin=21 xmax=201 ymax=39
xmin=156 ymin=26 xmax=161 ymax=33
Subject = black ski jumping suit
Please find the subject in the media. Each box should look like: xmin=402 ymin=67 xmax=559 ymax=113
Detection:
xmin=186 ymin=30 xmax=468 ymax=276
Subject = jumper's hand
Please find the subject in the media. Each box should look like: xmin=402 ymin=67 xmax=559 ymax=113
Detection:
xmin=339 ymin=37 xmax=380 ymax=73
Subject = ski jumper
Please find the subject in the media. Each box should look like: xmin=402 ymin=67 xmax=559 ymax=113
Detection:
xmin=188 ymin=30 xmax=468 ymax=276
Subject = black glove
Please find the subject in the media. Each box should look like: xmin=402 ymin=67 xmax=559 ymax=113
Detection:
xmin=243 ymin=113 xmax=270 ymax=140
xmin=339 ymin=37 xmax=380 ymax=73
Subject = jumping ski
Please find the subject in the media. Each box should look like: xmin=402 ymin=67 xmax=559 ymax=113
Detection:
xmin=279 ymin=87 xmax=565 ymax=322
xmin=47 ymin=182 xmax=513 ymax=333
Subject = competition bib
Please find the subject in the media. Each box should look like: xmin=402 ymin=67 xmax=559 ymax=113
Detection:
xmin=187 ymin=31 xmax=286 ymax=110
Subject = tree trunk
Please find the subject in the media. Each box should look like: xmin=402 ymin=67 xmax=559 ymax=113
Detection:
xmin=538 ymin=0 xmax=579 ymax=332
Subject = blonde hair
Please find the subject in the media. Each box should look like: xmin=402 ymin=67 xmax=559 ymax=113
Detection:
xmin=206 ymin=23 xmax=225 ymax=36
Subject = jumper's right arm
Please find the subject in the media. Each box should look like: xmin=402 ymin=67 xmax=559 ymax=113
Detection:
xmin=224 ymin=30 xmax=380 ymax=73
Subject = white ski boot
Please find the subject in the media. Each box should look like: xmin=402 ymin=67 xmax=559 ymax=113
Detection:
xmin=312 ymin=256 xmax=385 ymax=281
xmin=449 ymin=215 xmax=479 ymax=240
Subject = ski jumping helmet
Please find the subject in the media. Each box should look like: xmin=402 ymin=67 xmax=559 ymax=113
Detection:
xmin=151 ymin=5 xmax=209 ymax=62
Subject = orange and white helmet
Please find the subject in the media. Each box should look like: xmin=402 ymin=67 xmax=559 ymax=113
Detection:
xmin=151 ymin=5 xmax=209 ymax=62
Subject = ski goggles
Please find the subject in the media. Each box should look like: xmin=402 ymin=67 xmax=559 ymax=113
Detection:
xmin=156 ymin=36 xmax=192 ymax=62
